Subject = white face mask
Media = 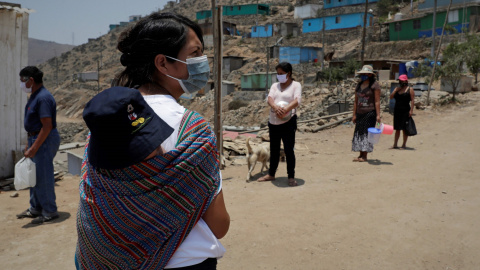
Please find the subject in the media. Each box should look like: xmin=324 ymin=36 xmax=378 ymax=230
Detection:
xmin=277 ymin=74 xmax=288 ymax=83
xmin=20 ymin=82 xmax=32 ymax=94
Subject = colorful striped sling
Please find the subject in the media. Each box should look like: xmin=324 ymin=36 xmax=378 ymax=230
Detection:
xmin=76 ymin=110 xmax=220 ymax=269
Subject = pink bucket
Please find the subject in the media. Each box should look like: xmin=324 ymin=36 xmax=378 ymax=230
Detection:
xmin=380 ymin=123 xmax=394 ymax=135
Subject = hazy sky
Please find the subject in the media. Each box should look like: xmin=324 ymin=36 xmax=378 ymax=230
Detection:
xmin=13 ymin=0 xmax=170 ymax=46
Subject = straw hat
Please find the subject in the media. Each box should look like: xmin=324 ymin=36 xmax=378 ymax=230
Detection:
xmin=356 ymin=65 xmax=375 ymax=75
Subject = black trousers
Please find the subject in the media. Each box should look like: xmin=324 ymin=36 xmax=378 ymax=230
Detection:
xmin=166 ymin=258 xmax=217 ymax=270
xmin=268 ymin=115 xmax=297 ymax=179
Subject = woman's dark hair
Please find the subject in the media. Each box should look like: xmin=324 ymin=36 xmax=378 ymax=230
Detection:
xmin=19 ymin=66 xmax=43 ymax=83
xmin=114 ymin=12 xmax=204 ymax=88
xmin=275 ymin=62 xmax=294 ymax=80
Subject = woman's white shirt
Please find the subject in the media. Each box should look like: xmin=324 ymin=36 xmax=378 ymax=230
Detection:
xmin=143 ymin=94 xmax=225 ymax=268
xmin=267 ymin=81 xmax=302 ymax=125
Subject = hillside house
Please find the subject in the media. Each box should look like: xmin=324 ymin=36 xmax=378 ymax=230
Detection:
xmin=199 ymin=20 xmax=238 ymax=46
xmin=278 ymin=22 xmax=300 ymax=37
xmin=199 ymin=21 xmax=237 ymax=36
xmin=207 ymin=56 xmax=244 ymax=74
xmin=251 ymin=24 xmax=273 ymax=38
xmin=224 ymin=4 xmax=270 ymax=16
xmin=129 ymin=15 xmax=141 ymax=22
xmin=109 ymin=24 xmax=120 ymax=31
xmin=0 ymin=2 xmax=30 ymax=178
xmin=204 ymin=80 xmax=236 ymax=97
xmin=387 ymin=5 xmax=480 ymax=41
xmin=418 ymin=0 xmax=480 ymax=11
xmin=223 ymin=56 xmax=244 ymax=74
xmin=196 ymin=4 xmax=270 ymax=20
xmin=279 ymin=46 xmax=322 ymax=64
xmin=323 ymin=0 xmax=378 ymax=9
xmin=294 ymin=4 xmax=322 ymax=19
xmin=303 ymin=12 xmax=374 ymax=33
xmin=241 ymin=72 xmax=278 ymax=91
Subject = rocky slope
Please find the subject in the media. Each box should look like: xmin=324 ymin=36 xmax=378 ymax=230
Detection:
xmin=35 ymin=0 xmax=465 ymax=144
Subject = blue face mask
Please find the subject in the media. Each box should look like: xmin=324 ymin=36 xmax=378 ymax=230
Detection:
xmin=360 ymin=75 xmax=369 ymax=81
xmin=165 ymin=55 xmax=210 ymax=94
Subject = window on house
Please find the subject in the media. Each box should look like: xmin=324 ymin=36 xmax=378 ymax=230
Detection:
xmin=338 ymin=0 xmax=342 ymax=2
xmin=335 ymin=17 xmax=341 ymax=24
xmin=326 ymin=0 xmax=331 ymax=3
xmin=413 ymin=19 xmax=421 ymax=29
xmin=253 ymin=27 xmax=257 ymax=32
xmin=308 ymin=22 xmax=311 ymax=26
xmin=230 ymin=7 xmax=233 ymax=11
xmin=448 ymin=9 xmax=459 ymax=23
xmin=243 ymin=76 xmax=248 ymax=83
xmin=395 ymin=22 xmax=402 ymax=32
xmin=238 ymin=6 xmax=241 ymax=10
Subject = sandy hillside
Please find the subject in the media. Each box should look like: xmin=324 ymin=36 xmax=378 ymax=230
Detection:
xmin=1 ymin=92 xmax=480 ymax=270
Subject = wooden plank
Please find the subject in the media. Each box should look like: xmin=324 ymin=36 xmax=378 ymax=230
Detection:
xmin=0 ymin=9 xmax=29 ymax=178
xmin=312 ymin=116 xmax=353 ymax=133
xmin=238 ymin=111 xmax=353 ymax=135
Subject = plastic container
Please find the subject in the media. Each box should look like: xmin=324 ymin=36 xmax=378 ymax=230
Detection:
xmin=379 ymin=123 xmax=394 ymax=135
xmin=367 ymin=127 xmax=382 ymax=144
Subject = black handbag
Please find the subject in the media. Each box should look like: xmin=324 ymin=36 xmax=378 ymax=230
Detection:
xmin=405 ymin=117 xmax=417 ymax=136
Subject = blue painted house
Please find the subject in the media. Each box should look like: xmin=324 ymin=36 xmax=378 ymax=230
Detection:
xmin=279 ymin=47 xmax=322 ymax=64
xmin=303 ymin=12 xmax=374 ymax=33
xmin=324 ymin=0 xmax=378 ymax=9
xmin=196 ymin=4 xmax=270 ymax=20
xmin=251 ymin=24 xmax=273 ymax=38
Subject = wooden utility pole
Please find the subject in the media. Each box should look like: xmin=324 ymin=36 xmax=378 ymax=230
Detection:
xmin=212 ymin=0 xmax=224 ymax=167
xmin=431 ymin=0 xmax=437 ymax=57
xmin=360 ymin=0 xmax=369 ymax=66
xmin=321 ymin=18 xmax=325 ymax=70
xmin=427 ymin=0 xmax=453 ymax=105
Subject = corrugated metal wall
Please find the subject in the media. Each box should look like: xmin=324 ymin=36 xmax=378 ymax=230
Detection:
xmin=0 ymin=7 xmax=29 ymax=178
xmin=251 ymin=24 xmax=273 ymax=38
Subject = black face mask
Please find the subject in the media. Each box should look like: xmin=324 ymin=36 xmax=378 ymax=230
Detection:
xmin=400 ymin=82 xmax=408 ymax=87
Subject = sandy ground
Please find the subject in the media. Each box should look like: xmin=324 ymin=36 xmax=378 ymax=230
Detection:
xmin=1 ymin=92 xmax=480 ymax=270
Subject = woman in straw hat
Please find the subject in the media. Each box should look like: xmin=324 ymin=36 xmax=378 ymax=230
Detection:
xmin=351 ymin=65 xmax=382 ymax=162
xmin=389 ymin=74 xmax=415 ymax=149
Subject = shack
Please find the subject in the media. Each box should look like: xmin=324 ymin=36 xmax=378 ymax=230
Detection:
xmin=74 ymin=71 xmax=99 ymax=82
xmin=278 ymin=22 xmax=300 ymax=37
xmin=196 ymin=4 xmax=270 ymax=20
xmin=387 ymin=6 xmax=480 ymax=41
xmin=323 ymin=0 xmax=378 ymax=9
xmin=279 ymin=46 xmax=322 ymax=64
xmin=199 ymin=20 xmax=238 ymax=46
xmin=241 ymin=72 xmax=278 ymax=91
xmin=223 ymin=56 xmax=244 ymax=74
xmin=204 ymin=80 xmax=236 ymax=97
xmin=303 ymin=12 xmax=374 ymax=33
xmin=0 ymin=2 xmax=31 ymax=178
xmin=294 ymin=4 xmax=322 ymax=19
xmin=251 ymin=24 xmax=273 ymax=38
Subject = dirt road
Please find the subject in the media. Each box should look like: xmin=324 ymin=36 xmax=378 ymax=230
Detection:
xmin=1 ymin=92 xmax=479 ymax=270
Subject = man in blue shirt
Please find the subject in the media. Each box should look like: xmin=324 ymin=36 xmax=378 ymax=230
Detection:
xmin=16 ymin=66 xmax=61 ymax=224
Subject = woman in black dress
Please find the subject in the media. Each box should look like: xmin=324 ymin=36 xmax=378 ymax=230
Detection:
xmin=389 ymin=74 xmax=415 ymax=149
